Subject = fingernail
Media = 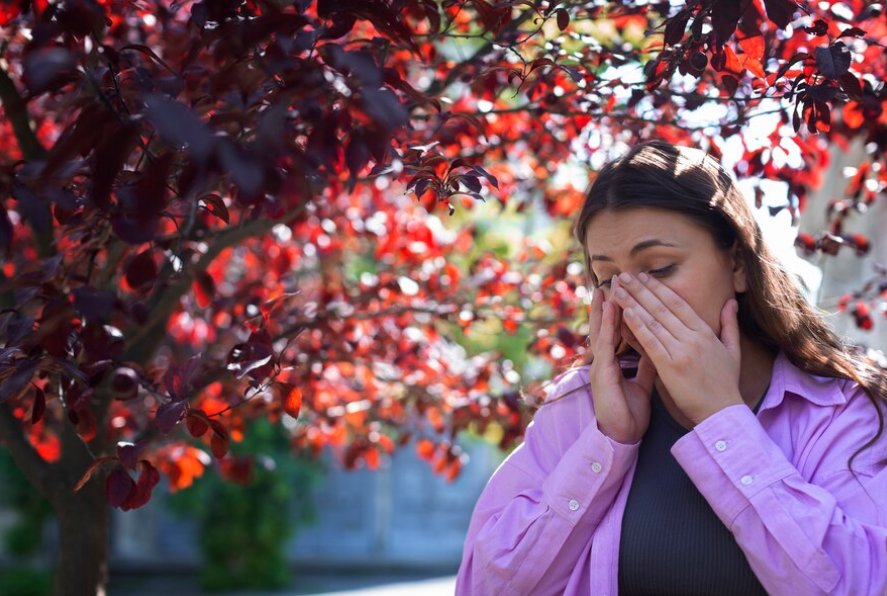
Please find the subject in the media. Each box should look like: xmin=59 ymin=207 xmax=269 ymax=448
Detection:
xmin=619 ymin=272 xmax=632 ymax=283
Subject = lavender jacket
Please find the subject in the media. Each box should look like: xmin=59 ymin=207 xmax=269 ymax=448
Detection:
xmin=455 ymin=350 xmax=887 ymax=596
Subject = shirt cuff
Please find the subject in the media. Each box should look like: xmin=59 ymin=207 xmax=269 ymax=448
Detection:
xmin=542 ymin=420 xmax=639 ymax=526
xmin=671 ymin=404 xmax=797 ymax=528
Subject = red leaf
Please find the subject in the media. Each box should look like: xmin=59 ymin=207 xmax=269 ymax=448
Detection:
xmin=416 ymin=439 xmax=435 ymax=461
xmin=738 ymin=35 xmax=765 ymax=61
xmin=219 ymin=455 xmax=253 ymax=485
xmin=211 ymin=432 xmax=230 ymax=458
xmin=121 ymin=460 xmax=160 ymax=510
xmin=283 ymin=386 xmax=302 ymax=419
xmin=186 ymin=413 xmax=209 ymax=438
xmin=209 ymin=419 xmax=230 ymax=458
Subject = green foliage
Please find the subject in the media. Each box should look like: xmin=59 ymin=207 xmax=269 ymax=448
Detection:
xmin=0 ymin=569 xmax=52 ymax=596
xmin=0 ymin=450 xmax=54 ymax=596
xmin=167 ymin=419 xmax=323 ymax=593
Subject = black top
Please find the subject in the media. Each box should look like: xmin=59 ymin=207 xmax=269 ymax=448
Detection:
xmin=617 ymin=387 xmax=771 ymax=596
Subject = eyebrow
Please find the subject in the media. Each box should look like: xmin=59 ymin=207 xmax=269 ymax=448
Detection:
xmin=589 ymin=239 xmax=681 ymax=263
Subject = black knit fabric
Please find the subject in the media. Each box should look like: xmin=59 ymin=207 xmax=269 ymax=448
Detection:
xmin=617 ymin=387 xmax=771 ymax=596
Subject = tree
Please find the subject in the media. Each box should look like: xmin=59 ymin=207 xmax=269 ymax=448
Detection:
xmin=1 ymin=1 xmax=885 ymax=595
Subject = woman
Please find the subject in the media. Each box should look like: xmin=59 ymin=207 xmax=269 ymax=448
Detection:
xmin=455 ymin=141 xmax=887 ymax=596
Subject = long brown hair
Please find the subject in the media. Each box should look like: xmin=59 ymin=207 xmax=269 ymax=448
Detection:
xmin=565 ymin=140 xmax=886 ymax=471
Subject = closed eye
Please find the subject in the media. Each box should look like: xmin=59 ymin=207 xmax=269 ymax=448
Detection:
xmin=595 ymin=265 xmax=675 ymax=289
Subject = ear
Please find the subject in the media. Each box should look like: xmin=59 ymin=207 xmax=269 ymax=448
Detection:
xmin=728 ymin=240 xmax=748 ymax=293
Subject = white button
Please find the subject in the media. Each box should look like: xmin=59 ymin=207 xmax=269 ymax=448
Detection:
xmin=741 ymin=475 xmax=753 ymax=485
xmin=591 ymin=461 xmax=603 ymax=473
xmin=715 ymin=440 xmax=727 ymax=452
xmin=568 ymin=499 xmax=580 ymax=511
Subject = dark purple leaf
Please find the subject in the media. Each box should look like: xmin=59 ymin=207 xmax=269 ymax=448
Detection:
xmin=803 ymin=19 xmax=828 ymax=36
xmin=112 ymin=213 xmax=159 ymax=245
xmin=839 ymin=72 xmax=862 ymax=99
xmin=106 ymin=468 xmax=135 ymax=508
xmin=116 ymin=442 xmax=142 ymax=470
xmin=23 ymin=47 xmax=77 ymax=95
xmin=806 ymin=82 xmax=837 ymax=102
xmin=156 ymin=400 xmax=187 ymax=434
xmin=345 ymin=129 xmax=370 ymax=192
xmin=0 ymin=357 xmax=39 ymax=405
xmin=473 ymin=165 xmax=499 ymax=189
xmin=320 ymin=13 xmax=357 ymax=39
xmin=32 ymin=387 xmax=46 ymax=424
xmin=324 ymin=46 xmax=382 ymax=86
xmin=461 ymin=175 xmax=482 ymax=193
xmin=837 ymin=27 xmax=865 ymax=39
xmin=815 ymin=42 xmax=851 ymax=79
xmin=217 ymin=141 xmax=265 ymax=204
xmin=125 ymin=249 xmax=158 ymax=292
xmin=711 ymin=0 xmax=741 ymax=41
xmin=199 ymin=194 xmax=230 ymax=223
xmin=0 ymin=205 xmax=12 ymax=255
xmin=72 ymin=286 xmax=118 ymax=322
xmin=144 ymin=94 xmax=215 ymax=164
xmin=361 ymin=87 xmax=408 ymax=131
xmin=664 ymin=10 xmax=691 ymax=45
xmin=90 ymin=124 xmax=140 ymax=213
xmin=763 ymin=0 xmax=796 ymax=29
xmin=556 ymin=8 xmax=569 ymax=31
xmin=11 ymin=183 xmax=52 ymax=236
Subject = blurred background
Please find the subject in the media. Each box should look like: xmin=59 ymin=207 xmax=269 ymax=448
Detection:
xmin=2 ymin=1 xmax=887 ymax=596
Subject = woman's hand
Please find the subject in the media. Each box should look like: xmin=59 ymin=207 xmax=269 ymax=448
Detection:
xmin=610 ymin=271 xmax=743 ymax=426
xmin=587 ymin=278 xmax=657 ymax=444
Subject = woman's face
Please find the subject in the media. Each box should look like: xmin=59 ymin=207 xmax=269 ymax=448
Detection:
xmin=584 ymin=207 xmax=747 ymax=354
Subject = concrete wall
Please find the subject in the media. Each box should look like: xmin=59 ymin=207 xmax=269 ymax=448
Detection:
xmin=102 ymin=434 xmax=505 ymax=571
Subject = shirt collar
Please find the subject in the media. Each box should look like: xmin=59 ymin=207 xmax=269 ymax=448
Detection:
xmin=758 ymin=349 xmax=847 ymax=412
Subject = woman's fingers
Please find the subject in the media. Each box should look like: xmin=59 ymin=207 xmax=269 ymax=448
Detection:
xmin=597 ymin=299 xmax=615 ymax=355
xmin=631 ymin=272 xmax=705 ymax=334
xmin=633 ymin=352 xmax=657 ymax=395
xmin=623 ymin=306 xmax=670 ymax=361
xmin=590 ymin=287 xmax=603 ymax=336
xmin=612 ymin=273 xmax=685 ymax=343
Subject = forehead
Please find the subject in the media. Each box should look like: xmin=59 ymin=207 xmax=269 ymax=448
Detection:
xmin=584 ymin=208 xmax=707 ymax=255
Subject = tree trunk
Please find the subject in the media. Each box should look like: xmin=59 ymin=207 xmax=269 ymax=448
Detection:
xmin=53 ymin=478 xmax=110 ymax=596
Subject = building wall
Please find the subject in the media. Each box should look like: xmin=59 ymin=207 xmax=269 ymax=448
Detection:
xmin=104 ymin=435 xmax=505 ymax=570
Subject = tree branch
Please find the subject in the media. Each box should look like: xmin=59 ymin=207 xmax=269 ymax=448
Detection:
xmin=0 ymin=63 xmax=56 ymax=258
xmin=425 ymin=8 xmax=538 ymax=98
xmin=122 ymin=204 xmax=308 ymax=365
xmin=0 ymin=64 xmax=46 ymax=161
